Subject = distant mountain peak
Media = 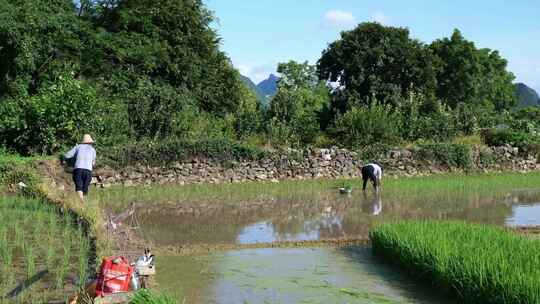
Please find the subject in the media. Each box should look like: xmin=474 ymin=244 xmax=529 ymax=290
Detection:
xmin=240 ymin=74 xmax=270 ymax=108
xmin=266 ymin=74 xmax=279 ymax=81
xmin=515 ymin=83 xmax=540 ymax=108
xmin=257 ymin=74 xmax=280 ymax=98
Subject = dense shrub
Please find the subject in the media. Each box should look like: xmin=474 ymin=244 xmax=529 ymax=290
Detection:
xmin=170 ymin=105 xmax=237 ymax=142
xmin=416 ymin=144 xmax=472 ymax=168
xmin=482 ymin=129 xmax=539 ymax=149
xmin=0 ymin=153 xmax=44 ymax=196
xmin=0 ymin=72 xmax=109 ymax=155
xmin=397 ymin=96 xmax=459 ymax=142
xmin=101 ymin=139 xmax=270 ymax=167
xmin=358 ymin=143 xmax=392 ymax=162
xmin=332 ymin=102 xmax=401 ymax=149
xmin=513 ymin=107 xmax=540 ymax=126
xmin=413 ymin=103 xmax=457 ymax=141
xmin=267 ymin=61 xmax=330 ymax=146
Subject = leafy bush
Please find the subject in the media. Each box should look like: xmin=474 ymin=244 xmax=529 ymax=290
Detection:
xmin=0 ymin=153 xmax=45 ymax=196
xmin=0 ymin=72 xmax=108 ymax=155
xmin=358 ymin=143 xmax=392 ymax=162
xmin=332 ymin=102 xmax=401 ymax=149
xmin=266 ymin=119 xmax=296 ymax=147
xmin=478 ymin=147 xmax=496 ymax=166
xmin=482 ymin=129 xmax=539 ymax=149
xmin=397 ymin=96 xmax=458 ymax=142
xmin=414 ymin=104 xmax=457 ymax=141
xmin=101 ymin=139 xmax=270 ymax=167
xmin=453 ymin=102 xmax=478 ymax=135
xmin=512 ymin=107 xmax=540 ymax=127
xmin=416 ymin=144 xmax=472 ymax=168
xmin=170 ymin=105 xmax=237 ymax=142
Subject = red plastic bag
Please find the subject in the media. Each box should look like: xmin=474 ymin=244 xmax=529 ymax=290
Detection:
xmin=95 ymin=256 xmax=134 ymax=297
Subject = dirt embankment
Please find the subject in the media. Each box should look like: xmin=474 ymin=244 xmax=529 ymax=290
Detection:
xmin=32 ymin=159 xmax=147 ymax=261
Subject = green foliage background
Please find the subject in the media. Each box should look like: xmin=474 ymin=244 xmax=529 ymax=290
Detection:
xmin=0 ymin=2 xmax=537 ymax=162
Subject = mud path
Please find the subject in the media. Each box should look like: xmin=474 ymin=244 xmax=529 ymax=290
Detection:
xmin=156 ymin=238 xmax=370 ymax=256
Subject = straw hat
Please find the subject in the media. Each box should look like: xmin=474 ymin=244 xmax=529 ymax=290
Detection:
xmin=80 ymin=134 xmax=95 ymax=144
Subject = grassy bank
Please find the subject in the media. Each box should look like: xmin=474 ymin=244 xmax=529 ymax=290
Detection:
xmin=0 ymin=197 xmax=92 ymax=303
xmin=96 ymin=171 xmax=540 ymax=210
xmin=370 ymin=221 xmax=540 ymax=303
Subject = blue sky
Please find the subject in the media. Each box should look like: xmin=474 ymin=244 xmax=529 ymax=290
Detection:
xmin=205 ymin=0 xmax=540 ymax=92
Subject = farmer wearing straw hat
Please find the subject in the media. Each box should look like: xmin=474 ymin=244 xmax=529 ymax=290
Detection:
xmin=64 ymin=134 xmax=96 ymax=201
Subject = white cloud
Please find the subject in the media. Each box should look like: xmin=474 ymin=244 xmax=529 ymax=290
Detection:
xmin=371 ymin=11 xmax=391 ymax=25
xmin=235 ymin=62 xmax=276 ymax=84
xmin=321 ymin=10 xmax=356 ymax=30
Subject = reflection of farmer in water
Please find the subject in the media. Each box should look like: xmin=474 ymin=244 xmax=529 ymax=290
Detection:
xmin=362 ymin=192 xmax=383 ymax=216
xmin=361 ymin=163 xmax=383 ymax=192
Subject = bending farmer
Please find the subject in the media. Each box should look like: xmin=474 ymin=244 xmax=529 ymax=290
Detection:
xmin=64 ymin=134 xmax=96 ymax=201
xmin=361 ymin=163 xmax=383 ymax=192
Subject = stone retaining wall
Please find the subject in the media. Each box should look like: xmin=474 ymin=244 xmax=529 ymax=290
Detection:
xmin=94 ymin=145 xmax=539 ymax=187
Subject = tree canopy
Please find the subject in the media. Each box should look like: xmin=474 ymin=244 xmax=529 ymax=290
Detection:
xmin=0 ymin=0 xmax=249 ymax=153
xmin=0 ymin=5 xmax=533 ymax=156
xmin=317 ymin=22 xmax=437 ymax=109
xmin=430 ymin=29 xmax=516 ymax=110
xmin=317 ymin=23 xmax=517 ymax=113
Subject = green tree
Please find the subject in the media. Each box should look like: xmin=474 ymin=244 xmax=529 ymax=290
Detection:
xmin=268 ymin=61 xmax=330 ymax=146
xmin=86 ymin=0 xmax=245 ymax=122
xmin=430 ymin=29 xmax=516 ymax=110
xmin=0 ymin=72 xmax=107 ymax=154
xmin=317 ymin=22 xmax=437 ymax=110
xmin=0 ymin=0 xmax=87 ymax=98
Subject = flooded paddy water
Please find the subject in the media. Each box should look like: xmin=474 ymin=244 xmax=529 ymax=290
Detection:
xmin=96 ymin=174 xmax=540 ymax=303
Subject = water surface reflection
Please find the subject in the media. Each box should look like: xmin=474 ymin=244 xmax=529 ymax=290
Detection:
xmin=158 ymin=247 xmax=455 ymax=304
xmin=138 ymin=189 xmax=540 ymax=247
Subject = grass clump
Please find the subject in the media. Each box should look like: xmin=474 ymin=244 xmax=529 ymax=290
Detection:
xmin=370 ymin=221 xmax=540 ymax=303
xmin=130 ymin=289 xmax=177 ymax=304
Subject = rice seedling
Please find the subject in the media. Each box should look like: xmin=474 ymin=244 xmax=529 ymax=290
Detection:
xmin=77 ymin=227 xmax=90 ymax=289
xmin=0 ymin=196 xmax=94 ymax=302
xmin=46 ymin=242 xmax=56 ymax=271
xmin=24 ymin=245 xmax=35 ymax=279
xmin=96 ymin=172 xmax=540 ymax=210
xmin=57 ymin=230 xmax=74 ymax=289
xmin=14 ymin=221 xmax=24 ymax=249
xmin=130 ymin=289 xmax=178 ymax=304
xmin=0 ymin=227 xmax=12 ymax=268
xmin=370 ymin=221 xmax=540 ymax=303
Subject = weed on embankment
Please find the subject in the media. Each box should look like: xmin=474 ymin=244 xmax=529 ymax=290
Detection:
xmin=370 ymin=221 xmax=540 ymax=303
xmin=0 ymin=197 xmax=92 ymax=303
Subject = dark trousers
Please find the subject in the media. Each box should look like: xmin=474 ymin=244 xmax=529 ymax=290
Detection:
xmin=361 ymin=166 xmax=376 ymax=190
xmin=73 ymin=168 xmax=92 ymax=194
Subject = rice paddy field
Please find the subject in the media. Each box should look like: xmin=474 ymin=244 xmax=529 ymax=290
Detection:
xmin=370 ymin=221 xmax=540 ymax=304
xmin=2 ymin=171 xmax=538 ymax=303
xmin=96 ymin=172 xmax=540 ymax=211
xmin=0 ymin=197 xmax=92 ymax=304
xmin=90 ymin=172 xmax=540 ymax=303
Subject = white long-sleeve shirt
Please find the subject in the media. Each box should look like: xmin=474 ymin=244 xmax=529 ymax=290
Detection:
xmin=64 ymin=144 xmax=96 ymax=171
xmin=365 ymin=163 xmax=382 ymax=180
